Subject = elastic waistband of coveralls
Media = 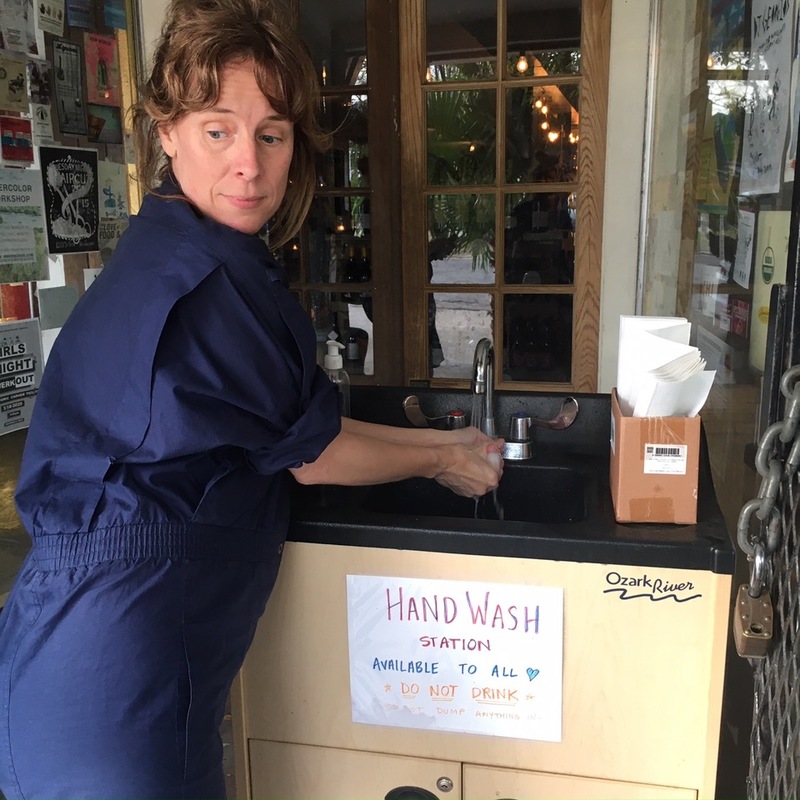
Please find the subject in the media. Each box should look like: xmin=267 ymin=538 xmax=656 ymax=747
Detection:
xmin=27 ymin=522 xmax=284 ymax=569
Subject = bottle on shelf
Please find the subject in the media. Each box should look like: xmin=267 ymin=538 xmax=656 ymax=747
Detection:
xmin=345 ymin=329 xmax=361 ymax=367
xmin=356 ymin=245 xmax=371 ymax=283
xmin=342 ymin=244 xmax=358 ymax=300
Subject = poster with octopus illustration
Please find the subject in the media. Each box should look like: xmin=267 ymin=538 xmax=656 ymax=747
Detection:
xmin=39 ymin=145 xmax=98 ymax=254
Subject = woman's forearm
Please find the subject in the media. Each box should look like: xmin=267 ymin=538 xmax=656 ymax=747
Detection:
xmin=290 ymin=428 xmax=443 ymax=485
xmin=289 ymin=426 xmax=504 ymax=497
xmin=341 ymin=416 xmax=450 ymax=445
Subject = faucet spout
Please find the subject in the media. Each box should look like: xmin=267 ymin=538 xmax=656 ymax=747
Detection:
xmin=471 ymin=338 xmax=495 ymax=437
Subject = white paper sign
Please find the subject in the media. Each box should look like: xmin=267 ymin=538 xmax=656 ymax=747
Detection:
xmin=741 ymin=0 xmax=793 ymax=195
xmin=733 ymin=209 xmax=755 ymax=288
xmin=0 ymin=317 xmax=43 ymax=433
xmin=347 ymin=574 xmax=564 ymax=742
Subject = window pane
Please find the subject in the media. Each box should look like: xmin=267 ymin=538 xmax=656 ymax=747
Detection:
xmin=506 ymin=0 xmax=581 ymax=79
xmin=300 ymin=195 xmax=371 ymax=284
xmin=310 ymin=290 xmax=374 ymax=375
xmin=317 ymin=94 xmax=369 ymax=190
xmin=426 ymin=0 xmax=496 ymax=83
xmin=428 ymin=194 xmax=495 ymax=284
xmin=506 ymin=84 xmax=579 ymax=183
xmin=503 ymin=294 xmax=573 ymax=382
xmin=299 ymin=1 xmax=366 ymax=87
xmin=273 ymin=236 xmax=301 ymax=283
xmin=427 ymin=89 xmax=496 ymax=185
xmin=504 ymin=192 xmax=575 ymax=285
xmin=430 ymin=292 xmax=493 ymax=379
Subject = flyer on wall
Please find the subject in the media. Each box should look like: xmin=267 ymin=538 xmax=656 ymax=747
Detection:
xmin=53 ymin=39 xmax=87 ymax=136
xmin=0 ymin=317 xmax=43 ymax=434
xmin=0 ymin=167 xmax=48 ymax=282
xmin=84 ymin=32 xmax=121 ymax=106
xmin=39 ymin=145 xmax=99 ymax=255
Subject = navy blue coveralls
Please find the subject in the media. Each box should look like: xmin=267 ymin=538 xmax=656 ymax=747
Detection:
xmin=0 ymin=184 xmax=340 ymax=799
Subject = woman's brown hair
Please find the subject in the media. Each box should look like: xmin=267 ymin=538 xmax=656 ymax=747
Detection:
xmin=132 ymin=0 xmax=329 ymax=247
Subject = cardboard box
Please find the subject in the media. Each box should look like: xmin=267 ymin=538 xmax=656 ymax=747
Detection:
xmin=610 ymin=389 xmax=700 ymax=524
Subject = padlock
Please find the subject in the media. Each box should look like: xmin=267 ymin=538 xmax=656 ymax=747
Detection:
xmin=733 ymin=584 xmax=773 ymax=658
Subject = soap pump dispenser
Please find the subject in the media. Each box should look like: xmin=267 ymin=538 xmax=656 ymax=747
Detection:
xmin=324 ymin=334 xmax=350 ymax=417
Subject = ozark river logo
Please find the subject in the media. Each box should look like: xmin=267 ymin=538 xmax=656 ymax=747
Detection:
xmin=603 ymin=571 xmax=702 ymax=603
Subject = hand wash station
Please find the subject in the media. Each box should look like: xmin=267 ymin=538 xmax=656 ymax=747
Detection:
xmin=233 ymin=340 xmax=735 ymax=800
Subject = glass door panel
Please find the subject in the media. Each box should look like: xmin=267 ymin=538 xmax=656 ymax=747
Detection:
xmin=426 ymin=0 xmax=497 ymax=82
xmin=426 ymin=89 xmax=497 ymax=185
xmin=506 ymin=0 xmax=582 ymax=79
xmin=429 ymin=291 xmax=494 ymax=378
xmin=299 ymin=2 xmax=367 ymax=88
xmin=427 ymin=193 xmax=496 ymax=285
xmin=642 ymin=3 xmax=795 ymax=532
xmin=506 ymin=83 xmax=579 ymax=183
xmin=503 ymin=191 xmax=575 ymax=285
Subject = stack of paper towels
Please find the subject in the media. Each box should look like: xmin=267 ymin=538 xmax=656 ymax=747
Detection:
xmin=616 ymin=316 xmax=715 ymax=417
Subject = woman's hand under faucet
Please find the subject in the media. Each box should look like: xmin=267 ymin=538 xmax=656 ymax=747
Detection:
xmin=433 ymin=428 xmax=505 ymax=498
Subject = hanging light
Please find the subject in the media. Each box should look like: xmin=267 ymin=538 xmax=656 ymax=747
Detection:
xmin=534 ymin=96 xmax=543 ymax=109
xmin=515 ymin=52 xmax=529 ymax=74
xmin=468 ymin=143 xmax=477 ymax=153
xmin=540 ymin=120 xmax=549 ymax=131
xmin=334 ymin=216 xmax=347 ymax=233
xmin=547 ymin=130 xmax=559 ymax=143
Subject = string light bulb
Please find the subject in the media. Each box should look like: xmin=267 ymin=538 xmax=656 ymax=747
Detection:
xmin=540 ymin=120 xmax=549 ymax=131
xmin=515 ymin=52 xmax=529 ymax=74
xmin=547 ymin=130 xmax=559 ymax=143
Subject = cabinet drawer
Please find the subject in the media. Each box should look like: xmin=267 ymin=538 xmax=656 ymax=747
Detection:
xmin=249 ymin=739 xmax=461 ymax=800
xmin=463 ymin=763 xmax=696 ymax=800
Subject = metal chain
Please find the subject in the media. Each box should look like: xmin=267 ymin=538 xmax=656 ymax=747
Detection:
xmin=737 ymin=366 xmax=800 ymax=587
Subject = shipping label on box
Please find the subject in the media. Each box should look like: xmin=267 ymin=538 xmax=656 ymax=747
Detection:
xmin=610 ymin=390 xmax=700 ymax=524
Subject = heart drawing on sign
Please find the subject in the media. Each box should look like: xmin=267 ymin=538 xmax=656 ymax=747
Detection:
xmin=526 ymin=668 xmax=539 ymax=681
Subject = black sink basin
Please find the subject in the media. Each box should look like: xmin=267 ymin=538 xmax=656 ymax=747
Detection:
xmin=360 ymin=462 xmax=587 ymax=524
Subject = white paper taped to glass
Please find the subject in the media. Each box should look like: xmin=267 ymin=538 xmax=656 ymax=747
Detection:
xmin=616 ymin=315 xmax=715 ymax=418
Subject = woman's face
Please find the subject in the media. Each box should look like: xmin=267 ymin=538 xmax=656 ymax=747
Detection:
xmin=158 ymin=59 xmax=294 ymax=235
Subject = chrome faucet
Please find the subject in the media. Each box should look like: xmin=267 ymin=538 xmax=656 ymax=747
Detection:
xmin=471 ymin=338 xmax=496 ymax=437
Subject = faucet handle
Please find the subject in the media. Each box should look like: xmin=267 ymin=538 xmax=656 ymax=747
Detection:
xmin=403 ymin=395 xmax=466 ymax=430
xmin=530 ymin=396 xmax=579 ymax=430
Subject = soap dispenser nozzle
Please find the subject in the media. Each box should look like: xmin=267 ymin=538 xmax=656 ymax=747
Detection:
xmin=324 ymin=334 xmax=345 ymax=370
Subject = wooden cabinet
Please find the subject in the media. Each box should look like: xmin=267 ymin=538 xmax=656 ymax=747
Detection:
xmin=233 ymin=542 xmax=730 ymax=799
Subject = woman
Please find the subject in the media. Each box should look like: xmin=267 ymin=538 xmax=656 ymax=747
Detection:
xmin=0 ymin=1 xmax=503 ymax=797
